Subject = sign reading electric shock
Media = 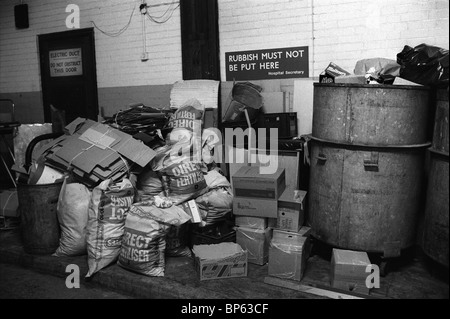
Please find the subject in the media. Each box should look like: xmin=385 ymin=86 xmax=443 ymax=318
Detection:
xmin=226 ymin=46 xmax=308 ymax=81
xmin=49 ymin=48 xmax=83 ymax=77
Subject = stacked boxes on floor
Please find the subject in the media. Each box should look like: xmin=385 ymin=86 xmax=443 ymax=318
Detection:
xmin=232 ymin=166 xmax=285 ymax=265
xmin=268 ymin=188 xmax=310 ymax=281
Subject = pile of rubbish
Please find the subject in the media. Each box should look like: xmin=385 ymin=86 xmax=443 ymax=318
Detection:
xmin=23 ymin=98 xmax=233 ymax=278
xmin=320 ymin=43 xmax=449 ymax=87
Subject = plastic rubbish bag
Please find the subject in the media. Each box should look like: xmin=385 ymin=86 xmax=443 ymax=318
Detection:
xmin=397 ymin=43 xmax=449 ymax=87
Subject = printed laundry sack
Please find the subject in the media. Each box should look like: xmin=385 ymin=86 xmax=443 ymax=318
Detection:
xmin=161 ymin=160 xmax=208 ymax=204
xmin=53 ymin=176 xmax=92 ymax=257
xmin=164 ymin=98 xmax=205 ymax=146
xmin=151 ymin=144 xmax=208 ymax=205
xmin=117 ymin=200 xmax=191 ymax=276
xmin=85 ymin=178 xmax=134 ymax=278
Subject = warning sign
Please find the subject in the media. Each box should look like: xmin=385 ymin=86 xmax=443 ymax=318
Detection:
xmin=49 ymin=48 xmax=82 ymax=77
xmin=226 ymin=46 xmax=309 ymax=81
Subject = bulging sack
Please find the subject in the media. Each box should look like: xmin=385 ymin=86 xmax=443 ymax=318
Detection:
xmin=151 ymin=145 xmax=208 ymax=205
xmin=53 ymin=176 xmax=91 ymax=257
xmin=195 ymin=169 xmax=233 ymax=226
xmin=164 ymin=98 xmax=205 ymax=145
xmin=85 ymin=178 xmax=134 ymax=278
xmin=117 ymin=201 xmax=191 ymax=276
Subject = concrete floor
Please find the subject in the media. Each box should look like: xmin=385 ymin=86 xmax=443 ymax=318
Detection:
xmin=0 ymin=262 xmax=133 ymax=299
xmin=1 ymin=225 xmax=448 ymax=300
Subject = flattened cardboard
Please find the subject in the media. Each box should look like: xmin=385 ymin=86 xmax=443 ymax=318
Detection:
xmin=38 ymin=118 xmax=156 ymax=186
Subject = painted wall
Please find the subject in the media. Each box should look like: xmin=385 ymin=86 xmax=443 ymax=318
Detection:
xmin=0 ymin=0 xmax=448 ymax=124
xmin=0 ymin=0 xmax=181 ymax=123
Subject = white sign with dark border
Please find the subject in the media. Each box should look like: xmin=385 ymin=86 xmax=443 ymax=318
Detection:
xmin=49 ymin=48 xmax=83 ymax=77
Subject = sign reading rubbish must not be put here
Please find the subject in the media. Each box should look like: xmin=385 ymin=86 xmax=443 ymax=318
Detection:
xmin=225 ymin=46 xmax=309 ymax=81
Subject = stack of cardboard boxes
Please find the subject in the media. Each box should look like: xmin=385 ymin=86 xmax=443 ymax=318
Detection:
xmin=232 ymin=165 xmax=285 ymax=265
xmin=268 ymin=189 xmax=310 ymax=281
xmin=232 ymin=165 xmax=311 ymax=281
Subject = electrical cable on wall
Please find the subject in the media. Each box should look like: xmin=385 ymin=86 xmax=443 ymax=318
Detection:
xmin=90 ymin=3 xmax=136 ymax=37
xmin=90 ymin=0 xmax=179 ymax=61
xmin=140 ymin=0 xmax=180 ymax=61
xmin=145 ymin=0 xmax=179 ymax=24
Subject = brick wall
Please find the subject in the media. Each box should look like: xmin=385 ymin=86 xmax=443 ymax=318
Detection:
xmin=0 ymin=0 xmax=448 ymax=122
xmin=0 ymin=0 xmax=182 ymax=94
xmin=219 ymin=0 xmax=449 ymax=77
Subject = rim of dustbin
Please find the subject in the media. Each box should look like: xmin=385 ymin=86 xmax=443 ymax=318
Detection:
xmin=313 ymin=82 xmax=431 ymax=91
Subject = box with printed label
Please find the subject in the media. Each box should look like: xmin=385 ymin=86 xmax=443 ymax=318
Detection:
xmin=192 ymin=242 xmax=248 ymax=281
xmin=236 ymin=226 xmax=273 ymax=265
xmin=276 ymin=189 xmax=307 ymax=232
xmin=233 ymin=196 xmax=278 ymax=218
xmin=319 ymin=62 xmax=351 ymax=83
xmin=232 ymin=166 xmax=285 ymax=200
xmin=330 ymin=248 xmax=371 ymax=295
xmin=268 ymin=229 xmax=311 ymax=281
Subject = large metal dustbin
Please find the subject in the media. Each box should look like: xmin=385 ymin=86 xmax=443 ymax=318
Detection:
xmin=309 ymin=83 xmax=430 ymax=257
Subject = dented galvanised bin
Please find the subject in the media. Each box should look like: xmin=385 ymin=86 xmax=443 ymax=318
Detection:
xmin=308 ymin=141 xmax=428 ymax=257
xmin=312 ymin=83 xmax=430 ymax=146
xmin=308 ymin=83 xmax=430 ymax=257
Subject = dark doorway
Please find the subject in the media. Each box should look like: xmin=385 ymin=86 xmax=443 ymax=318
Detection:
xmin=180 ymin=0 xmax=220 ymax=80
xmin=38 ymin=28 xmax=99 ymax=129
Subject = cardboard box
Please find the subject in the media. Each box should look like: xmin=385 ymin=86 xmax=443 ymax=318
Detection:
xmin=192 ymin=243 xmax=248 ymax=281
xmin=233 ymin=196 xmax=278 ymax=218
xmin=232 ymin=166 xmax=286 ymax=200
xmin=0 ymin=189 xmax=19 ymax=217
xmin=235 ymin=215 xmax=268 ymax=230
xmin=319 ymin=62 xmax=351 ymax=83
xmin=273 ymin=227 xmax=312 ymax=258
xmin=236 ymin=226 xmax=272 ymax=265
xmin=330 ymin=248 xmax=371 ymax=295
xmin=268 ymin=229 xmax=311 ymax=281
xmin=276 ymin=189 xmax=307 ymax=232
